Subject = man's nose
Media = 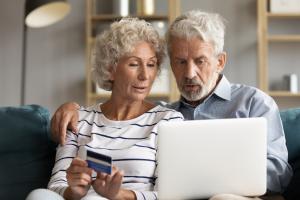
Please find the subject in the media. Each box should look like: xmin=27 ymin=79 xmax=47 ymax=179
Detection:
xmin=184 ymin=62 xmax=197 ymax=79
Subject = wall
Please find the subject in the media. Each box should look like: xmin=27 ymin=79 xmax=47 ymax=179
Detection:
xmin=0 ymin=0 xmax=85 ymax=114
xmin=25 ymin=0 xmax=85 ymax=114
xmin=0 ymin=0 xmax=299 ymax=112
xmin=0 ymin=0 xmax=23 ymax=106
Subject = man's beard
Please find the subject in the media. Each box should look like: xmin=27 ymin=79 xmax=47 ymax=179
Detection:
xmin=179 ymin=74 xmax=218 ymax=102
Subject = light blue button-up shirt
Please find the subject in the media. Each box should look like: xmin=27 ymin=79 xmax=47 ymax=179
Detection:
xmin=164 ymin=75 xmax=293 ymax=193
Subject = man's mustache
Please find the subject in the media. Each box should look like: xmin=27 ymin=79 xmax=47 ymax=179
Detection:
xmin=182 ymin=78 xmax=202 ymax=85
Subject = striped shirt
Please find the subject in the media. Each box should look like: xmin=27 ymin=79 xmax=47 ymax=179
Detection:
xmin=48 ymin=104 xmax=184 ymax=200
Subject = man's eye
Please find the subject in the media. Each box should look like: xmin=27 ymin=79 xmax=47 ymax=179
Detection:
xmin=197 ymin=59 xmax=206 ymax=66
xmin=177 ymin=60 xmax=186 ymax=65
xmin=197 ymin=61 xmax=204 ymax=65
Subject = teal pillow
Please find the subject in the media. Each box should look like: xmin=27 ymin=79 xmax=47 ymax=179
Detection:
xmin=280 ymin=108 xmax=300 ymax=162
xmin=0 ymin=105 xmax=56 ymax=199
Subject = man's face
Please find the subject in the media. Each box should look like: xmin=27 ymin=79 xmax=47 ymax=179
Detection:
xmin=170 ymin=37 xmax=226 ymax=104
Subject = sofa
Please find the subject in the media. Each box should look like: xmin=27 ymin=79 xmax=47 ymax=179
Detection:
xmin=0 ymin=105 xmax=299 ymax=200
xmin=0 ymin=105 xmax=56 ymax=200
xmin=280 ymin=108 xmax=300 ymax=200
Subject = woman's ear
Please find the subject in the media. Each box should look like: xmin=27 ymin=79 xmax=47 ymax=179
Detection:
xmin=217 ymin=52 xmax=227 ymax=73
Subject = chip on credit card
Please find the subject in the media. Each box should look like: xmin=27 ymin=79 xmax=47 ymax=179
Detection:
xmin=86 ymin=149 xmax=112 ymax=174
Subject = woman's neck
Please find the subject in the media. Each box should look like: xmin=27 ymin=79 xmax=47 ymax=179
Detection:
xmin=100 ymin=97 xmax=155 ymax=121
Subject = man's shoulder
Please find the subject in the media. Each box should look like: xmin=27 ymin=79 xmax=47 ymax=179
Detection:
xmin=231 ymin=83 xmax=272 ymax=100
xmin=229 ymin=83 xmax=278 ymax=111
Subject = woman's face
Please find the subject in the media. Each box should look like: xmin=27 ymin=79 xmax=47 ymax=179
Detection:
xmin=110 ymin=41 xmax=158 ymax=102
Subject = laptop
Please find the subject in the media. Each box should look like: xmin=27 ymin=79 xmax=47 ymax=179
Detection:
xmin=157 ymin=117 xmax=267 ymax=200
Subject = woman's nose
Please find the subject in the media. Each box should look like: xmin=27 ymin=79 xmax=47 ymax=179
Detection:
xmin=138 ymin=65 xmax=149 ymax=80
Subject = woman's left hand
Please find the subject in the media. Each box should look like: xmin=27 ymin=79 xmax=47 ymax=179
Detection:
xmin=92 ymin=166 xmax=124 ymax=199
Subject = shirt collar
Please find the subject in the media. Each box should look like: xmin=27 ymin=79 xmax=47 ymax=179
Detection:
xmin=213 ymin=74 xmax=231 ymax=101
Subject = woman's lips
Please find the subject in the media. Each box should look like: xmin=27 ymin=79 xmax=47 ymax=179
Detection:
xmin=133 ymin=86 xmax=148 ymax=92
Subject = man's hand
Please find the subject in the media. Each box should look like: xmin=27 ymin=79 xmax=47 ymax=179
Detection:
xmin=64 ymin=158 xmax=93 ymax=200
xmin=50 ymin=102 xmax=80 ymax=145
xmin=92 ymin=166 xmax=125 ymax=200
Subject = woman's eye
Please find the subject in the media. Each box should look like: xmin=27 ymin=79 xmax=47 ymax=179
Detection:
xmin=147 ymin=63 xmax=156 ymax=67
xmin=129 ymin=63 xmax=139 ymax=67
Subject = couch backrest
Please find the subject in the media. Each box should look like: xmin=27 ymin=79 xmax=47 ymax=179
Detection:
xmin=0 ymin=105 xmax=298 ymax=199
xmin=280 ymin=108 xmax=300 ymax=163
xmin=0 ymin=105 xmax=56 ymax=200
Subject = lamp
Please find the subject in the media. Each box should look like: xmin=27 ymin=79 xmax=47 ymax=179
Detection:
xmin=21 ymin=0 xmax=71 ymax=105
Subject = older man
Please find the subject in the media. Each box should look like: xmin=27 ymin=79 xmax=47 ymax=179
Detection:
xmin=51 ymin=10 xmax=292 ymax=199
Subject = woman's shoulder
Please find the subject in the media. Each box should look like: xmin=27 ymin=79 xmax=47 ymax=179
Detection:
xmin=147 ymin=105 xmax=184 ymax=121
xmin=77 ymin=103 xmax=102 ymax=119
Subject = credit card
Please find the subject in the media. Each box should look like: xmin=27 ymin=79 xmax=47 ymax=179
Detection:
xmin=86 ymin=149 xmax=112 ymax=174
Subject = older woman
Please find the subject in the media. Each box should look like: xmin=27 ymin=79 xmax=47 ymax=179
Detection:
xmin=29 ymin=18 xmax=183 ymax=200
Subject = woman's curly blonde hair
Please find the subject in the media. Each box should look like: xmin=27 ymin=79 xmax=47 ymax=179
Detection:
xmin=92 ymin=17 xmax=166 ymax=91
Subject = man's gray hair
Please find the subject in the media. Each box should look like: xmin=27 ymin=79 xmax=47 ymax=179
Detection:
xmin=92 ymin=17 xmax=165 ymax=91
xmin=166 ymin=10 xmax=226 ymax=55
